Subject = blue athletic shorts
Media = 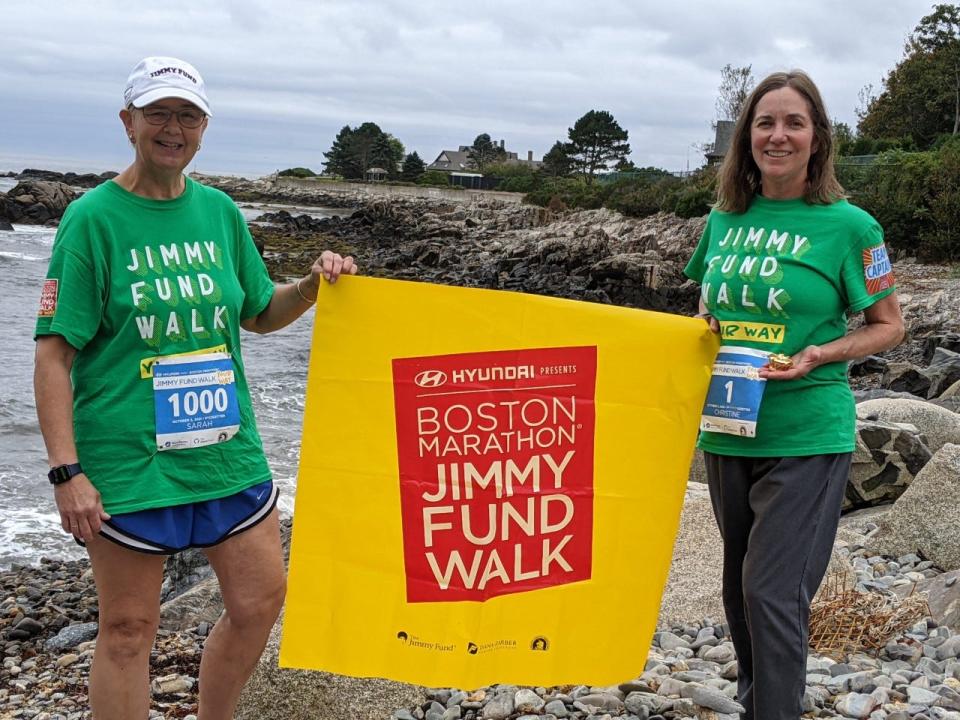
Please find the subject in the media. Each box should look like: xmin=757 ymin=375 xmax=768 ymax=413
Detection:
xmin=93 ymin=479 xmax=278 ymax=554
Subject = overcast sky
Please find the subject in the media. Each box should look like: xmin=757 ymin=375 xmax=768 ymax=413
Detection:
xmin=0 ymin=1 xmax=937 ymax=178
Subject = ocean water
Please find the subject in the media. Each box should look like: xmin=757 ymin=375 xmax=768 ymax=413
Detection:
xmin=0 ymin=202 xmax=337 ymax=569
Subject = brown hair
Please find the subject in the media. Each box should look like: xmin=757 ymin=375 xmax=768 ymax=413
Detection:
xmin=715 ymin=70 xmax=845 ymax=213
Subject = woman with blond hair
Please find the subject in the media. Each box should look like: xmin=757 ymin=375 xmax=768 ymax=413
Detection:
xmin=685 ymin=70 xmax=904 ymax=719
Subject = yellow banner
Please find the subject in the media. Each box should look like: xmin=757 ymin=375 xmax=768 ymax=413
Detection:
xmin=281 ymin=276 xmax=716 ymax=687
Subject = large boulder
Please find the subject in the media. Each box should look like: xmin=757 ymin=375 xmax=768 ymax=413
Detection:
xmin=18 ymin=168 xmax=116 ymax=188
xmin=924 ymin=347 xmax=960 ymax=398
xmin=881 ymin=362 xmax=932 ymax=397
xmin=865 ymin=444 xmax=960 ymax=571
xmin=924 ymin=332 xmax=960 ymax=364
xmin=0 ymin=180 xmax=77 ymax=224
xmin=893 ymin=569 xmax=960 ymax=630
xmin=235 ymin=613 xmax=426 ymax=720
xmin=159 ymin=575 xmax=222 ymax=631
xmin=857 ymin=398 xmax=960 ymax=453
xmin=847 ymin=418 xmax=932 ymax=510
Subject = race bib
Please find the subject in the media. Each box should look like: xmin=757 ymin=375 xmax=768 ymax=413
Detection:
xmin=699 ymin=346 xmax=769 ymax=438
xmin=153 ymin=352 xmax=240 ymax=451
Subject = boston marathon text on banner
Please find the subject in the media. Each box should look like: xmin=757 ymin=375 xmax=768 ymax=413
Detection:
xmin=280 ymin=276 xmax=716 ymax=688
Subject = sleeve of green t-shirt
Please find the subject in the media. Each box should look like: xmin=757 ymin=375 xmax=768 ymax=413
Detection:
xmin=234 ymin=206 xmax=276 ymax=321
xmin=683 ymin=211 xmax=713 ymax=282
xmin=34 ymin=208 xmax=106 ymax=350
xmin=840 ymin=220 xmax=896 ymax=313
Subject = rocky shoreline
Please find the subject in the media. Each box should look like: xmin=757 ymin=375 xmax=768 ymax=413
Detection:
xmin=5 ymin=172 xmax=960 ymax=719
xmin=6 ymin=515 xmax=960 ymax=720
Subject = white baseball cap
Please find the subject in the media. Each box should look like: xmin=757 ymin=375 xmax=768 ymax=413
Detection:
xmin=123 ymin=57 xmax=212 ymax=117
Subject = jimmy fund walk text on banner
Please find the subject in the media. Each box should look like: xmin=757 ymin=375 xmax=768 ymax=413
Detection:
xmin=280 ymin=276 xmax=716 ymax=687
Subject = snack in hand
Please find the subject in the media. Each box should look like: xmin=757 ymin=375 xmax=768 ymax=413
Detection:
xmin=768 ymin=353 xmax=794 ymax=371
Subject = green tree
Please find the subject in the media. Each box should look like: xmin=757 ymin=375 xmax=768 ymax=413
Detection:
xmin=322 ymin=123 xmax=405 ymax=180
xmin=387 ymin=137 xmax=406 ymax=165
xmin=322 ymin=125 xmax=356 ymax=177
xmin=278 ymin=167 xmax=316 ymax=178
xmin=467 ymin=133 xmax=506 ymax=173
xmin=832 ymin=120 xmax=856 ymax=156
xmin=716 ymin=63 xmax=755 ymax=121
xmin=350 ymin=122 xmax=387 ymax=179
xmin=910 ymin=3 xmax=960 ymax=135
xmin=566 ymin=110 xmax=631 ymax=183
xmin=614 ymin=158 xmax=637 ymax=172
xmin=859 ymin=4 xmax=960 ymax=148
xmin=485 ymin=161 xmax=538 ymax=192
xmin=417 ymin=170 xmax=450 ymax=187
xmin=401 ymin=152 xmax=426 ymax=182
xmin=541 ymin=141 xmax=573 ymax=177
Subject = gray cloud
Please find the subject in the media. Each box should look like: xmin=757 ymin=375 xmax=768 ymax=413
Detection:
xmin=0 ymin=0 xmax=934 ymax=177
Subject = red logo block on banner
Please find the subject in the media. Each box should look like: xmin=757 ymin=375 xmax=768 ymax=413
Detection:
xmin=392 ymin=346 xmax=597 ymax=603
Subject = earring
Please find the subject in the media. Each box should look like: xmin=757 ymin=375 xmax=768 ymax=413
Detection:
xmin=128 ymin=134 xmax=135 ymax=145
xmin=197 ymin=143 xmax=202 ymax=151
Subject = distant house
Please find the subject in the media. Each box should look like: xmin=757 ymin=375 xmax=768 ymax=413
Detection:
xmin=426 ymin=140 xmax=543 ymax=175
xmin=365 ymin=167 xmax=388 ymax=182
xmin=705 ymin=120 xmax=736 ymax=165
xmin=426 ymin=147 xmax=474 ymax=173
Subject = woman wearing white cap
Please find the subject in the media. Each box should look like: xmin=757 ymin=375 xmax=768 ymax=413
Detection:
xmin=33 ymin=56 xmax=354 ymax=718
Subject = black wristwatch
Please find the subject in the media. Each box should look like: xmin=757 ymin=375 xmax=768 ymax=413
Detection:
xmin=48 ymin=463 xmax=84 ymax=485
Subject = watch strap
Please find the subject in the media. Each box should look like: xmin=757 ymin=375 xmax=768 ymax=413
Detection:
xmin=48 ymin=463 xmax=83 ymax=485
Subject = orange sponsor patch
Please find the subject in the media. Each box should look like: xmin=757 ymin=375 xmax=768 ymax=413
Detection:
xmin=38 ymin=279 xmax=58 ymax=317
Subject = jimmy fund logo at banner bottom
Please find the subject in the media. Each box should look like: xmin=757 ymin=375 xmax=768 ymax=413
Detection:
xmin=392 ymin=346 xmax=598 ymax=603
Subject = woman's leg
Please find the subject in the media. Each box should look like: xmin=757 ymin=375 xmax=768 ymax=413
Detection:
xmin=86 ymin=534 xmax=167 ymax=720
xmin=704 ymin=452 xmax=758 ymax=718
xmin=197 ymin=507 xmax=286 ymax=720
xmin=740 ymin=453 xmax=851 ymax=720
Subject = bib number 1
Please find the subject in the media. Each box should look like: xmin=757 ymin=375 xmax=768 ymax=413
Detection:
xmin=699 ymin=346 xmax=769 ymax=438
xmin=153 ymin=352 xmax=241 ymax=451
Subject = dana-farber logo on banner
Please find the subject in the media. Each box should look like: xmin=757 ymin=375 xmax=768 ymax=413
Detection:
xmin=392 ymin=346 xmax=597 ymax=602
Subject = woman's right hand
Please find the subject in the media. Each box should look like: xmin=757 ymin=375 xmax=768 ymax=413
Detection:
xmin=54 ymin=474 xmax=110 ymax=541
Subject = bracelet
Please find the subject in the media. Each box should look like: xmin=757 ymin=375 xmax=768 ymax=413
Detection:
xmin=296 ymin=277 xmax=317 ymax=304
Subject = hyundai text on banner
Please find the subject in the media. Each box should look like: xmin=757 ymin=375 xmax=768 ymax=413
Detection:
xmin=280 ymin=275 xmax=717 ymax=687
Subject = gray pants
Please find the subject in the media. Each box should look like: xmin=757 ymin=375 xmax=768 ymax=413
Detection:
xmin=704 ymin=452 xmax=851 ymax=720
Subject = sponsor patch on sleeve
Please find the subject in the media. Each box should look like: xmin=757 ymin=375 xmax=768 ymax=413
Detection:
xmin=863 ymin=244 xmax=894 ymax=295
xmin=38 ymin=279 xmax=59 ymax=317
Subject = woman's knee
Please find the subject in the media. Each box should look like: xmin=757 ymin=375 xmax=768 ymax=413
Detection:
xmin=224 ymin=574 xmax=286 ymax=629
xmin=97 ymin=613 xmax=159 ymax=661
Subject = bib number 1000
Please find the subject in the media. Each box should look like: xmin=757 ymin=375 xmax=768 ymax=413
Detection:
xmin=168 ymin=388 xmax=230 ymax=417
xmin=152 ymin=351 xmax=240 ymax=451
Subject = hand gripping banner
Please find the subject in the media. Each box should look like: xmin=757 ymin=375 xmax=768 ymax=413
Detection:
xmin=281 ymin=276 xmax=716 ymax=687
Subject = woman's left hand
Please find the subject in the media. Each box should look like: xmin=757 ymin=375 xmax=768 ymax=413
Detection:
xmin=298 ymin=250 xmax=358 ymax=301
xmin=759 ymin=344 xmax=823 ymax=381
xmin=314 ymin=250 xmax=357 ymax=284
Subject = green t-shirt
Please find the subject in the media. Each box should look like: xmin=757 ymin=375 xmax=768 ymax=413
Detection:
xmin=35 ymin=178 xmax=276 ymax=514
xmin=683 ymin=196 xmax=895 ymax=457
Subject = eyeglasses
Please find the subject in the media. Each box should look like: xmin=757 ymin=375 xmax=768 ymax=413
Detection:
xmin=139 ymin=107 xmax=206 ymax=129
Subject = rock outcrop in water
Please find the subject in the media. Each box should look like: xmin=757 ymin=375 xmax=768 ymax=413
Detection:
xmin=0 ymin=180 xmax=78 ymax=225
xmin=17 ymin=169 xmax=117 ymax=189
